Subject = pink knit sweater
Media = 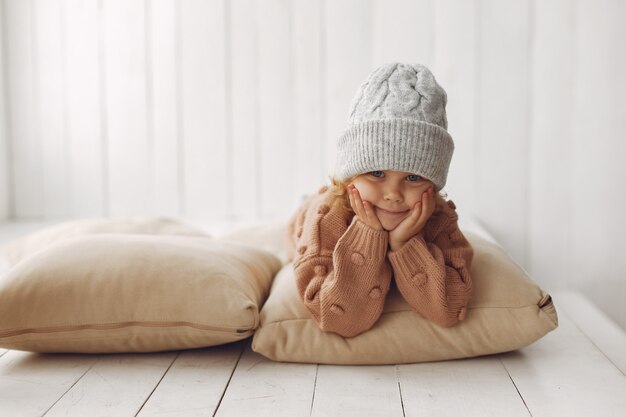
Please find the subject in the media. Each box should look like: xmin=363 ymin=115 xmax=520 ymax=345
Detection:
xmin=285 ymin=185 xmax=474 ymax=338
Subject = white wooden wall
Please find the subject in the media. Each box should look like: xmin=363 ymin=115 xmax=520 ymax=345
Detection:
xmin=0 ymin=0 xmax=7 ymax=221
xmin=1 ymin=0 xmax=625 ymax=329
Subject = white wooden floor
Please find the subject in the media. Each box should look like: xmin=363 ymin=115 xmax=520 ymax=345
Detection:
xmin=0 ymin=292 xmax=624 ymax=416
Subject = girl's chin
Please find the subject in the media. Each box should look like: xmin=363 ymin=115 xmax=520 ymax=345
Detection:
xmin=380 ymin=218 xmax=403 ymax=231
xmin=376 ymin=210 xmax=408 ymax=230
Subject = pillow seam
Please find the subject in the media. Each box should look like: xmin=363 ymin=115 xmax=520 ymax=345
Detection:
xmin=0 ymin=320 xmax=255 ymax=339
xmin=261 ymin=303 xmax=548 ymax=326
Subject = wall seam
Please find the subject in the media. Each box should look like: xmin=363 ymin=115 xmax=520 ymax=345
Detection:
xmin=97 ymin=0 xmax=109 ymax=216
xmin=59 ymin=0 xmax=71 ymax=219
xmin=175 ymin=0 xmax=184 ymax=217
xmin=431 ymin=0 xmax=436 ymax=67
xmin=319 ymin=0 xmax=327 ymax=183
xmin=31 ymin=0 xmax=43 ymax=220
xmin=0 ymin=0 xmax=15 ymax=220
xmin=567 ymin=0 xmax=579 ymax=291
xmin=145 ymin=0 xmax=156 ymax=215
xmin=288 ymin=0 xmax=295 ymax=205
xmin=254 ymin=0 xmax=261 ymax=219
xmin=474 ymin=0 xmax=482 ymax=227
xmin=525 ymin=0 xmax=535 ymax=271
xmin=223 ymin=0 xmax=234 ymax=221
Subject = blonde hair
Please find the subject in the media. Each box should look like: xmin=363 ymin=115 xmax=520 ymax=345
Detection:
xmin=327 ymin=175 xmax=357 ymax=212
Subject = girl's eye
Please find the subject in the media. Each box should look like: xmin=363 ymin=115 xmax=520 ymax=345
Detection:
xmin=370 ymin=171 xmax=384 ymax=178
xmin=407 ymin=174 xmax=422 ymax=182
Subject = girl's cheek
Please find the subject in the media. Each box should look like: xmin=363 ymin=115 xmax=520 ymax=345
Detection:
xmin=357 ymin=187 xmax=372 ymax=200
xmin=352 ymin=184 xmax=364 ymax=195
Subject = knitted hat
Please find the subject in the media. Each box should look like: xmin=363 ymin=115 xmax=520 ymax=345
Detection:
xmin=334 ymin=63 xmax=454 ymax=191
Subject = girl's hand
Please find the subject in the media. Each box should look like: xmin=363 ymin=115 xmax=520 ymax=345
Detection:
xmin=388 ymin=187 xmax=436 ymax=251
xmin=347 ymin=184 xmax=384 ymax=231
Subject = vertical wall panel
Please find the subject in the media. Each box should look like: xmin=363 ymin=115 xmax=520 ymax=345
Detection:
xmin=102 ymin=0 xmax=152 ymax=216
xmin=230 ymin=0 xmax=261 ymax=222
xmin=477 ymin=0 xmax=530 ymax=265
xmin=432 ymin=0 xmax=478 ymax=220
xmin=291 ymin=0 xmax=324 ymax=207
xmin=372 ymin=0 xmax=433 ymax=66
xmin=149 ymin=0 xmax=180 ymax=217
xmin=571 ymin=0 xmax=613 ymax=290
xmin=571 ymin=0 xmax=626 ymax=330
xmin=605 ymin=0 xmax=626 ymax=330
xmin=0 ymin=0 xmax=9 ymax=220
xmin=257 ymin=0 xmax=295 ymax=221
xmin=324 ymin=0 xmax=374 ymax=177
xmin=5 ymin=0 xmax=43 ymax=219
xmin=528 ymin=0 xmax=576 ymax=291
xmin=35 ymin=0 xmax=70 ymax=219
xmin=180 ymin=0 xmax=227 ymax=223
xmin=65 ymin=0 xmax=104 ymax=217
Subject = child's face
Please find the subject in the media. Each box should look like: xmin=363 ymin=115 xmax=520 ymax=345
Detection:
xmin=349 ymin=170 xmax=434 ymax=231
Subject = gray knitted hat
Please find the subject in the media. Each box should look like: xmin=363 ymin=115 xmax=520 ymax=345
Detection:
xmin=334 ymin=62 xmax=454 ymax=191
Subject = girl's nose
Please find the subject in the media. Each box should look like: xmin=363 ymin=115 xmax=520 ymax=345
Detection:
xmin=384 ymin=189 xmax=403 ymax=202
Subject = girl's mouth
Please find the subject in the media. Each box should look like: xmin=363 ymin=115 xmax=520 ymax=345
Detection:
xmin=376 ymin=207 xmax=409 ymax=216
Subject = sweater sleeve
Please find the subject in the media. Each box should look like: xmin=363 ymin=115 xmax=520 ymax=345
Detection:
xmin=289 ymin=188 xmax=392 ymax=338
xmin=387 ymin=199 xmax=473 ymax=327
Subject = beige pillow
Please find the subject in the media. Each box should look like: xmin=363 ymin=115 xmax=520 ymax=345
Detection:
xmin=2 ymin=216 xmax=208 ymax=266
xmin=218 ymin=220 xmax=291 ymax=266
xmin=251 ymin=230 xmax=558 ymax=365
xmin=0 ymin=234 xmax=282 ymax=353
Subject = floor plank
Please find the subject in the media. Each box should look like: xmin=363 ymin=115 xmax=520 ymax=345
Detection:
xmin=398 ymin=356 xmax=531 ymax=417
xmin=311 ymin=364 xmax=404 ymax=417
xmin=43 ymin=351 xmax=177 ymax=417
xmin=499 ymin=311 xmax=626 ymax=417
xmin=554 ymin=290 xmax=626 ymax=375
xmin=136 ymin=340 xmax=247 ymax=417
xmin=0 ymin=350 xmax=98 ymax=417
xmin=215 ymin=339 xmax=317 ymax=417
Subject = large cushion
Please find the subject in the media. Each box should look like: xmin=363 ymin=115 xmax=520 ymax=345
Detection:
xmin=247 ymin=229 xmax=558 ymax=365
xmin=2 ymin=216 xmax=208 ymax=266
xmin=0 ymin=233 xmax=282 ymax=353
xmin=218 ymin=220 xmax=290 ymax=266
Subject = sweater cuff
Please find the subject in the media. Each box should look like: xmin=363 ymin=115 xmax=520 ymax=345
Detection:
xmin=387 ymin=234 xmax=432 ymax=278
xmin=335 ymin=217 xmax=389 ymax=261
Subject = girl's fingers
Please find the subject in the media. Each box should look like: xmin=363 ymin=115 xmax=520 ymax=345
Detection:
xmin=411 ymin=200 xmax=422 ymax=219
xmin=393 ymin=187 xmax=435 ymax=236
xmin=362 ymin=200 xmax=383 ymax=230
xmin=410 ymin=189 xmax=429 ymax=225
xmin=348 ymin=185 xmax=382 ymax=230
xmin=426 ymin=188 xmax=435 ymax=213
xmin=418 ymin=187 xmax=435 ymax=222
xmin=362 ymin=200 xmax=371 ymax=217
xmin=350 ymin=187 xmax=364 ymax=218
xmin=404 ymin=204 xmax=417 ymax=225
xmin=363 ymin=200 xmax=375 ymax=219
xmin=352 ymin=189 xmax=362 ymax=216
xmin=347 ymin=185 xmax=355 ymax=208
xmin=348 ymin=187 xmax=356 ymax=212
xmin=421 ymin=190 xmax=431 ymax=217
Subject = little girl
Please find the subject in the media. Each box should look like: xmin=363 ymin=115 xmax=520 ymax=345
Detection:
xmin=285 ymin=63 xmax=473 ymax=338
